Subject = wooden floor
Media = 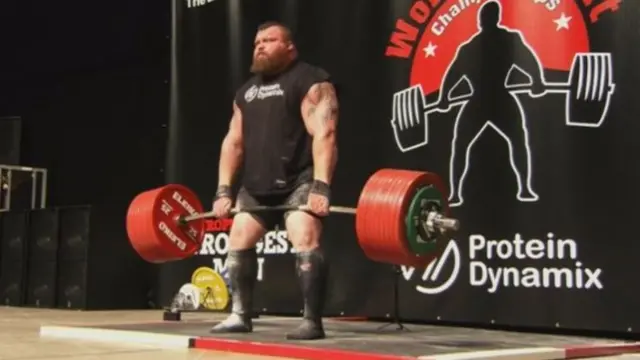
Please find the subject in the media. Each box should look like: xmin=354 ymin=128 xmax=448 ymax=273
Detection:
xmin=0 ymin=307 xmax=289 ymax=360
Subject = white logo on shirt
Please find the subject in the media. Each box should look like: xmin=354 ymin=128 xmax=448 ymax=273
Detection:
xmin=245 ymin=83 xmax=285 ymax=103
xmin=245 ymin=85 xmax=259 ymax=102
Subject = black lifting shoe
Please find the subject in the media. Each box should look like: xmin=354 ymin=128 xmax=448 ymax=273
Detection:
xmin=285 ymin=318 xmax=325 ymax=340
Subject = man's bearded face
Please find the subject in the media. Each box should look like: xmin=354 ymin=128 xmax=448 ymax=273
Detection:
xmin=250 ymin=26 xmax=292 ymax=75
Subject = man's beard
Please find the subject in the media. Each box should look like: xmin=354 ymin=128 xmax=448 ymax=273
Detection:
xmin=250 ymin=52 xmax=289 ymax=75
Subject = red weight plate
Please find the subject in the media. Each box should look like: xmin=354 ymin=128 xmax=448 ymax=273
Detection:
xmin=354 ymin=169 xmax=450 ymax=268
xmin=131 ymin=188 xmax=184 ymax=262
xmin=127 ymin=189 xmax=172 ymax=262
xmin=126 ymin=184 xmax=205 ymax=263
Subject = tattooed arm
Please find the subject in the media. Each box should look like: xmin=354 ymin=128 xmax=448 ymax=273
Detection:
xmin=301 ymin=81 xmax=339 ymax=185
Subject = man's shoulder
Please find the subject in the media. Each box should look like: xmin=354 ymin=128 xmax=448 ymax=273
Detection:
xmin=290 ymin=61 xmax=337 ymax=98
xmin=290 ymin=61 xmax=332 ymax=89
xmin=298 ymin=61 xmax=330 ymax=77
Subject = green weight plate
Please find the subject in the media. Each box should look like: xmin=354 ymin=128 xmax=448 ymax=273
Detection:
xmin=404 ymin=185 xmax=445 ymax=256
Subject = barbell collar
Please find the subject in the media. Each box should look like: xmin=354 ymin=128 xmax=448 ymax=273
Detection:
xmin=432 ymin=216 xmax=460 ymax=232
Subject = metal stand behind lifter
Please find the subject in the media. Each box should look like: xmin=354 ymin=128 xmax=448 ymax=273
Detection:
xmin=0 ymin=164 xmax=48 ymax=212
xmin=376 ymin=264 xmax=411 ymax=332
xmin=377 ymin=201 xmax=450 ymax=332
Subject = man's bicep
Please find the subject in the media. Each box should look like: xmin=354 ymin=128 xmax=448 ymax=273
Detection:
xmin=300 ymin=85 xmax=319 ymax=133
xmin=301 ymin=81 xmax=339 ymax=135
xmin=227 ymin=101 xmax=243 ymax=144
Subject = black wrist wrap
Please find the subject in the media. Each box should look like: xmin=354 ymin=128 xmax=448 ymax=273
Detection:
xmin=310 ymin=180 xmax=331 ymax=199
xmin=215 ymin=185 xmax=232 ymax=199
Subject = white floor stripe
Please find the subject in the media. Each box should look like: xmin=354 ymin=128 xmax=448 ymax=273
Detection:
xmin=418 ymin=347 xmax=565 ymax=360
xmin=39 ymin=326 xmax=192 ymax=349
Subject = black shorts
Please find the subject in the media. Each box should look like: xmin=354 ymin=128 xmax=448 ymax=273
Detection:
xmin=235 ymin=182 xmax=316 ymax=230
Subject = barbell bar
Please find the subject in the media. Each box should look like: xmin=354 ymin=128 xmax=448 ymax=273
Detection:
xmin=180 ymin=205 xmax=459 ymax=231
xmin=181 ymin=205 xmax=357 ymax=223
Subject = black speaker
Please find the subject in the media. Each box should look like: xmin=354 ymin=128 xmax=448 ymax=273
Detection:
xmin=25 ymin=208 xmax=59 ymax=308
xmin=0 ymin=210 xmax=29 ymax=306
xmin=58 ymin=205 xmax=90 ymax=260
xmin=56 ymin=259 xmax=87 ymax=310
xmin=27 ymin=208 xmax=59 ymax=260
xmin=3 ymin=205 xmax=151 ymax=310
xmin=53 ymin=204 xmax=153 ymax=310
xmin=56 ymin=205 xmax=90 ymax=309
xmin=2 ymin=204 xmax=153 ymax=310
xmin=0 ymin=116 xmax=22 ymax=165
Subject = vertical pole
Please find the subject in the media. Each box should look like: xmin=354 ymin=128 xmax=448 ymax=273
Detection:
xmin=5 ymin=170 xmax=12 ymax=211
xmin=0 ymin=167 xmax=5 ymax=211
xmin=165 ymin=0 xmax=183 ymax=184
xmin=41 ymin=169 xmax=47 ymax=208
xmin=158 ymin=0 xmax=185 ymax=311
xmin=227 ymin=0 xmax=244 ymax=92
xmin=30 ymin=171 xmax=36 ymax=209
xmin=283 ymin=0 xmax=299 ymax=36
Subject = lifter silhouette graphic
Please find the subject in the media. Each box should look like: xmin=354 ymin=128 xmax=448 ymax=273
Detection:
xmin=441 ymin=1 xmax=545 ymax=207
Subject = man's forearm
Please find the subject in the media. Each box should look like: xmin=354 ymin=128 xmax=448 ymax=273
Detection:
xmin=218 ymin=136 xmax=243 ymax=187
xmin=312 ymin=130 xmax=338 ymax=185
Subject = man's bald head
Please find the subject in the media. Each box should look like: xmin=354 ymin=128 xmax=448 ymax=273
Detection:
xmin=257 ymin=21 xmax=293 ymax=42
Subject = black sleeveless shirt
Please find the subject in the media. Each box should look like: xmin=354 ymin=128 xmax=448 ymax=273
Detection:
xmin=234 ymin=60 xmax=331 ymax=196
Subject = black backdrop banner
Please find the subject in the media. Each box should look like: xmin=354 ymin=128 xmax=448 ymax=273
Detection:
xmin=162 ymin=0 xmax=640 ymax=334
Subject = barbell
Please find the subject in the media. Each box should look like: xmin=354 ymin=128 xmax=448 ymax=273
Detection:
xmin=126 ymin=168 xmax=461 ymax=268
xmin=392 ymin=52 xmax=615 ymax=150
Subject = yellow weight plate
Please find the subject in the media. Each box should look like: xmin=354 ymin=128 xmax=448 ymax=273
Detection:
xmin=191 ymin=266 xmax=229 ymax=310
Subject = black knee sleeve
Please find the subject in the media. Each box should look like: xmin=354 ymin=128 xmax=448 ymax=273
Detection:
xmin=227 ymin=248 xmax=258 ymax=316
xmin=295 ymin=247 xmax=328 ymax=322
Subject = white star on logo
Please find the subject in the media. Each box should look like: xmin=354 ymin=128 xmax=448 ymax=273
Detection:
xmin=423 ymin=42 xmax=437 ymax=58
xmin=554 ymin=13 xmax=572 ymax=31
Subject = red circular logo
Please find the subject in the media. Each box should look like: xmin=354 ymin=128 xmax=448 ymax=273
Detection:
xmin=410 ymin=0 xmax=590 ymax=96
